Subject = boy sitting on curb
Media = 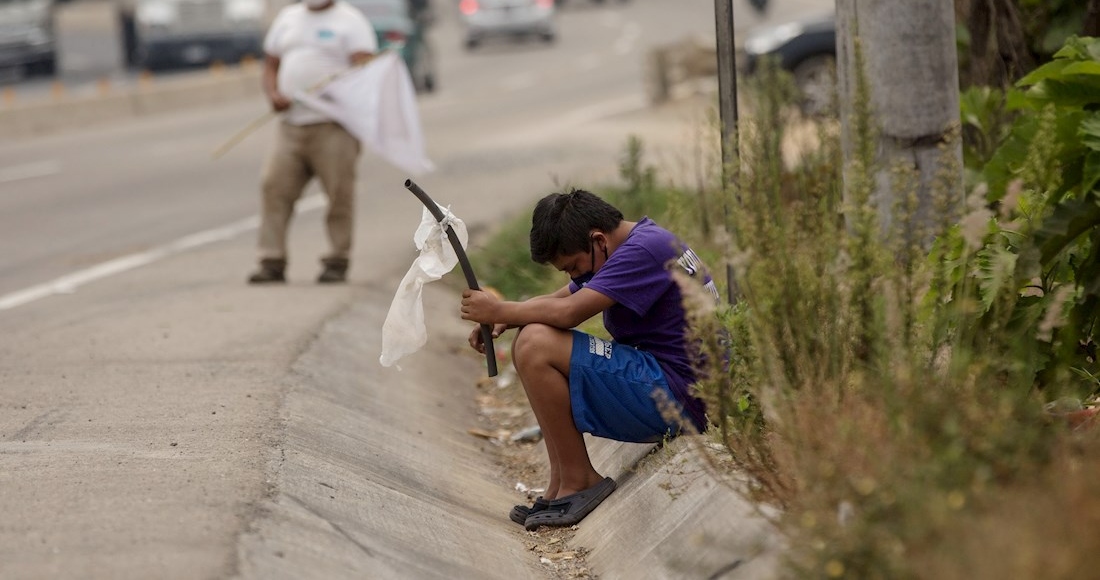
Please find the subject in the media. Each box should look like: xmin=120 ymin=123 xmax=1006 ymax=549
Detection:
xmin=460 ymin=189 xmax=719 ymax=530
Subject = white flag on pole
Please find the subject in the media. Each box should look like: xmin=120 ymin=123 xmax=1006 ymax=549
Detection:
xmin=379 ymin=204 xmax=467 ymax=369
xmin=296 ymin=51 xmax=435 ymax=176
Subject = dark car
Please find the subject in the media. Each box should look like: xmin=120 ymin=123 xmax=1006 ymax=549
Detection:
xmin=743 ymin=13 xmax=836 ymax=115
xmin=349 ymin=0 xmax=437 ymax=92
xmin=0 ymin=0 xmax=58 ymax=79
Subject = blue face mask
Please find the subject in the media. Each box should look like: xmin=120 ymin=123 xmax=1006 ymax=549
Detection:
xmin=571 ymin=238 xmax=601 ymax=288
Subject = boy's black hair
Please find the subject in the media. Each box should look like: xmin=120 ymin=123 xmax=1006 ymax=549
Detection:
xmin=529 ymin=189 xmax=624 ymax=264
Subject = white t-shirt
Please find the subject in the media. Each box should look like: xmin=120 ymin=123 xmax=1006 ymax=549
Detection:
xmin=263 ymin=2 xmax=378 ymax=125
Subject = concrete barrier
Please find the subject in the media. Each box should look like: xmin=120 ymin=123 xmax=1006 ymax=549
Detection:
xmin=645 ymin=35 xmax=719 ymax=105
xmin=0 ymin=66 xmax=263 ymax=138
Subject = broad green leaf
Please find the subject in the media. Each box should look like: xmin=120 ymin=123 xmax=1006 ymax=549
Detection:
xmin=1090 ymin=38 xmax=1100 ymax=62
xmin=1062 ymin=61 xmax=1100 ymax=77
xmin=1027 ymin=79 xmax=1100 ymax=107
xmin=1083 ymin=151 xmax=1100 ymax=195
xmin=1051 ymin=36 xmax=1093 ymax=60
xmin=1036 ymin=190 xmax=1100 ymax=264
xmin=1004 ymin=88 xmax=1031 ymax=111
xmin=1018 ymin=60 xmax=1073 ymax=87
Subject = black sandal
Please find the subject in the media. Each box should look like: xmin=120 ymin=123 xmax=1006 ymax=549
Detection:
xmin=524 ymin=477 xmax=616 ymax=531
xmin=509 ymin=497 xmax=550 ymax=525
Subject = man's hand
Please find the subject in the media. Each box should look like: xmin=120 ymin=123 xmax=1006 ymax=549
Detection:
xmin=460 ymin=288 xmax=500 ymax=324
xmin=349 ymin=51 xmax=375 ymax=66
xmin=268 ymin=90 xmax=292 ymax=112
xmin=262 ymin=55 xmax=290 ymax=112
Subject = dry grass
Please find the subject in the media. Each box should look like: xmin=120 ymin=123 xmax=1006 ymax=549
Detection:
xmin=469 ymin=57 xmax=1100 ymax=577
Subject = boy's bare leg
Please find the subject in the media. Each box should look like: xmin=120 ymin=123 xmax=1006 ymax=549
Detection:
xmin=512 ymin=324 xmax=604 ymax=498
xmin=512 ymin=331 xmax=561 ymax=499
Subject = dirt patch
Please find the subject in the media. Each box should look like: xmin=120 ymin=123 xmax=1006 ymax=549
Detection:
xmin=467 ymin=346 xmax=597 ymax=579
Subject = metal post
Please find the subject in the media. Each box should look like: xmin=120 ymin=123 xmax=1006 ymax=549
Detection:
xmin=713 ymin=0 xmax=739 ymax=304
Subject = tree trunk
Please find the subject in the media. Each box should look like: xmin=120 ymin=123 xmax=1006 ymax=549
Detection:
xmin=836 ymin=0 xmax=964 ymax=250
xmin=1085 ymin=0 xmax=1100 ymax=37
xmin=967 ymin=0 xmax=994 ymax=86
xmin=992 ymin=0 xmax=1035 ymax=82
xmin=960 ymin=0 xmax=1036 ymax=88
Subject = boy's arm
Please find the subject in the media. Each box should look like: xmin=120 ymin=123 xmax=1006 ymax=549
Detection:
xmin=461 ymin=287 xmax=613 ymax=330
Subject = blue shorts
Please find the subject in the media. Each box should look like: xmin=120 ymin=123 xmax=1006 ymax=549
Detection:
xmin=568 ymin=331 xmax=690 ymax=443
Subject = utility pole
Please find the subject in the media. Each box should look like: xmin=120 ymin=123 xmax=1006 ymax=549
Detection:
xmin=835 ymin=0 xmax=963 ymax=249
xmin=713 ymin=0 xmax=739 ymax=303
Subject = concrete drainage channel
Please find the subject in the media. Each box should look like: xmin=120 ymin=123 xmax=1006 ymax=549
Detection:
xmin=233 ymin=283 xmax=785 ymax=579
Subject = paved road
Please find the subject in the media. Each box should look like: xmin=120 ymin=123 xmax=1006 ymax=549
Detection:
xmin=0 ymin=1 xmax=823 ymax=577
xmin=5 ymin=0 xmax=835 ymax=99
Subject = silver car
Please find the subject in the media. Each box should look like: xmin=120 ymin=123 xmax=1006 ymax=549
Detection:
xmin=458 ymin=0 xmax=555 ymax=50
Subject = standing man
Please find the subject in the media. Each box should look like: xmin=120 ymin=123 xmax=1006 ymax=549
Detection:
xmin=248 ymin=0 xmax=378 ymax=284
xmin=460 ymin=189 xmax=718 ymax=530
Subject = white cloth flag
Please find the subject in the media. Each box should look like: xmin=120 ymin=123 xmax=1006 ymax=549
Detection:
xmin=379 ymin=204 xmax=467 ymax=368
xmin=295 ymin=51 xmax=435 ymax=176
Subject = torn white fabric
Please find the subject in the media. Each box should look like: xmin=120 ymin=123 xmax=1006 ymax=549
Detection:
xmin=379 ymin=204 xmax=467 ymax=368
xmin=295 ymin=51 xmax=435 ymax=176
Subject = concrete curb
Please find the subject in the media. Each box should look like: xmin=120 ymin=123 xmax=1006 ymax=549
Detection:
xmin=577 ymin=437 xmax=784 ymax=579
xmin=0 ymin=67 xmax=263 ymax=138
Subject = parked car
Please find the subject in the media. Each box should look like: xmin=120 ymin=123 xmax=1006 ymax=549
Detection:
xmin=349 ymin=0 xmax=437 ymax=92
xmin=119 ymin=0 xmax=265 ymax=71
xmin=458 ymin=0 xmax=555 ymax=51
xmin=0 ymin=0 xmax=57 ymax=79
xmin=743 ymin=13 xmax=836 ymax=115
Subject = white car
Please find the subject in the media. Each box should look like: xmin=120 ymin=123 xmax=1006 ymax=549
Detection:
xmin=458 ymin=0 xmax=555 ymax=50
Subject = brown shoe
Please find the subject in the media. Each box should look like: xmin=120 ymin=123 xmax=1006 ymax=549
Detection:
xmin=248 ymin=258 xmax=286 ymax=284
xmin=317 ymin=258 xmax=348 ymax=284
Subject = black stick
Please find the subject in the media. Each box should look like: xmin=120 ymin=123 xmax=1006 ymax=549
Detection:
xmin=404 ymin=179 xmax=498 ymax=377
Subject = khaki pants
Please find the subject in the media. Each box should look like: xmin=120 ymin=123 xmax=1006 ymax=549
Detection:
xmin=257 ymin=121 xmax=361 ymax=263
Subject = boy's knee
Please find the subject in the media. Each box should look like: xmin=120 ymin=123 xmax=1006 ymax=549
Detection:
xmin=514 ymin=322 xmax=554 ymax=341
xmin=512 ymin=324 xmax=567 ymax=365
xmin=512 ymin=323 xmax=546 ymax=355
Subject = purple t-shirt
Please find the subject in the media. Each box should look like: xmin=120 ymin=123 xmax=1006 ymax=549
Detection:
xmin=570 ymin=217 xmax=718 ymax=428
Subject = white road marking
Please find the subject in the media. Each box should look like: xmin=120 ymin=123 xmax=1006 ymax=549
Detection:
xmin=0 ymin=161 xmax=62 ymax=184
xmin=0 ymin=194 xmax=328 ymax=311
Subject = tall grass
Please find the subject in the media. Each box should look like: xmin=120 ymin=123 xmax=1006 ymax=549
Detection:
xmin=686 ymin=59 xmax=1100 ymax=577
xmin=469 ymin=57 xmax=1100 ymax=577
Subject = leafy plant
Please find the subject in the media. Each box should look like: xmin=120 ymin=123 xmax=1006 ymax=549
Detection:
xmin=961 ymin=36 xmax=1100 ymax=394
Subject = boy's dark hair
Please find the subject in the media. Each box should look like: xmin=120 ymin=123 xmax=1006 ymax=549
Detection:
xmin=529 ymin=189 xmax=624 ymax=264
